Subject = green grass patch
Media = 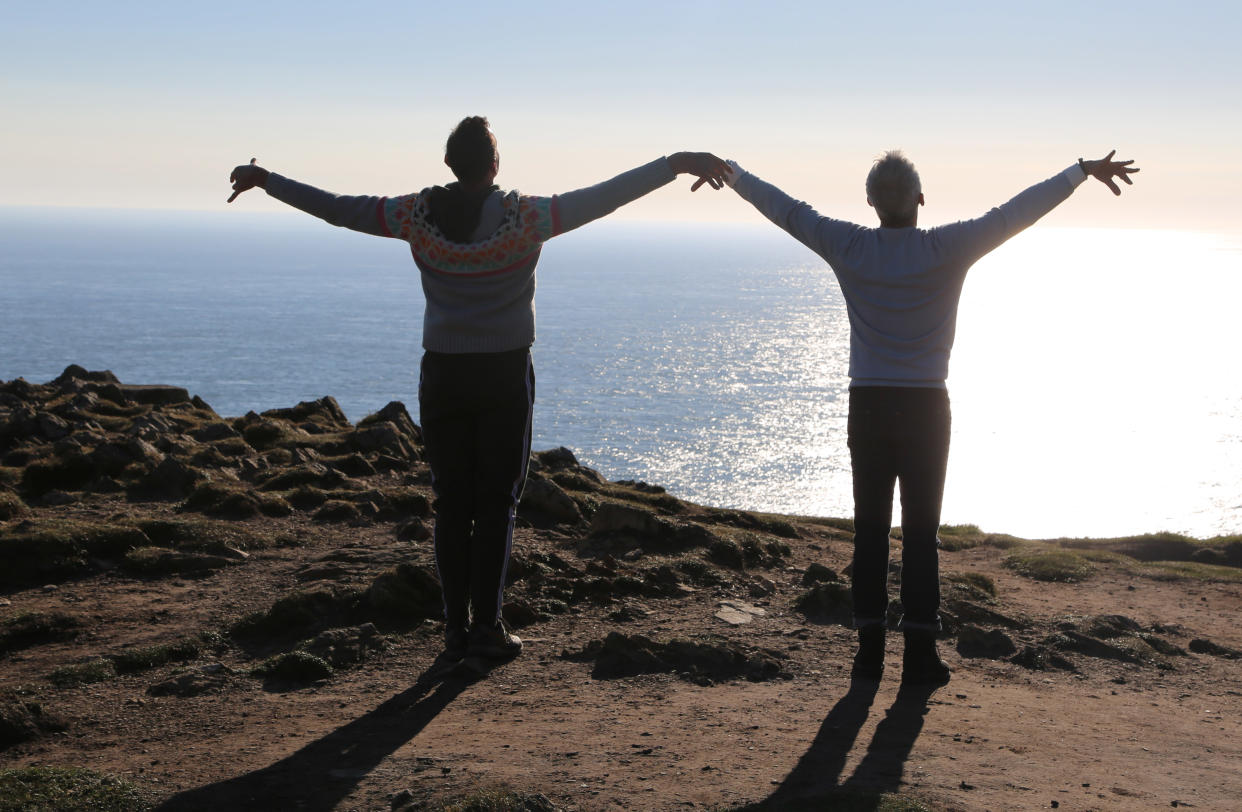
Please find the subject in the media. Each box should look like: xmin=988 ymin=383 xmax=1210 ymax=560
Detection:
xmin=944 ymin=571 xmax=997 ymax=598
xmin=0 ymin=611 xmax=80 ymax=654
xmin=0 ymin=521 xmax=151 ymax=587
xmin=0 ymin=766 xmax=149 ymax=812
xmin=110 ymin=638 xmax=202 ymax=674
xmin=1003 ymin=547 xmax=1095 ymax=582
xmin=231 ymin=586 xmax=362 ymax=640
xmin=251 ymin=651 xmax=333 ymax=683
xmin=1136 ymin=560 xmax=1242 ymax=583
xmin=48 ymin=659 xmax=116 ymax=688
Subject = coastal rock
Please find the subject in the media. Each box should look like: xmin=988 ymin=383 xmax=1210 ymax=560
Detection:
xmin=300 ymin=623 xmax=386 ymax=667
xmin=147 ymin=663 xmax=238 ymax=698
xmin=262 ymin=397 xmax=351 ymax=431
xmin=956 ymin=625 xmax=1018 ymax=658
xmin=564 ymin=631 xmax=790 ymax=685
xmin=520 ymin=476 xmax=583 ymax=525
xmin=590 ymin=502 xmax=672 ymax=538
xmin=715 ymin=600 xmax=767 ymax=626
xmin=359 ymin=401 xmax=420 ymax=442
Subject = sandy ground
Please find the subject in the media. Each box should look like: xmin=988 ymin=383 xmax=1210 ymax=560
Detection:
xmin=4 ymin=520 xmax=1241 ymax=812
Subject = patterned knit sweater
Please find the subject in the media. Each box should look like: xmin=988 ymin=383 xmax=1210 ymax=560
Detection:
xmin=265 ymin=158 xmax=676 ymax=353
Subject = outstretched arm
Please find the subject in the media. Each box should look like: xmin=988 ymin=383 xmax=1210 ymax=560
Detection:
xmin=935 ymin=149 xmax=1140 ymax=262
xmin=550 ymin=152 xmax=730 ymax=236
xmin=227 ymin=158 xmax=392 ymax=237
xmin=1078 ymin=150 xmax=1139 ymax=196
xmin=668 ymin=152 xmax=731 ymax=192
xmin=721 ymin=160 xmax=861 ymax=262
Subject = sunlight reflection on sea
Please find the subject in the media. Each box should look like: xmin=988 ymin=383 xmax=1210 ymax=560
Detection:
xmin=1 ymin=212 xmax=1237 ymax=539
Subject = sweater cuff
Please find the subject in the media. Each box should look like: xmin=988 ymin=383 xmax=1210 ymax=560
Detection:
xmin=1065 ymin=164 xmax=1088 ymax=188
xmin=264 ymin=173 xmax=291 ymax=199
xmin=725 ymin=160 xmax=743 ymax=189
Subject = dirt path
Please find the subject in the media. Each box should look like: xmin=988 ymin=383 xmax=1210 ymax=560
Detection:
xmin=5 ymin=533 xmax=1242 ymax=812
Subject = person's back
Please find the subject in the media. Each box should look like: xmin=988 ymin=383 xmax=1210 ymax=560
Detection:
xmin=228 ymin=117 xmax=729 ymax=666
xmin=722 ymin=148 xmax=1137 ymax=685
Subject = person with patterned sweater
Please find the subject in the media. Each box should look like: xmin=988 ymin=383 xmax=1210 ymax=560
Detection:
xmin=228 ymin=116 xmax=728 ymax=663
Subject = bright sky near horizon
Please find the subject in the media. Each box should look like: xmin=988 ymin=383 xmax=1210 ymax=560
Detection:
xmin=3 ymin=1 xmax=1240 ymax=233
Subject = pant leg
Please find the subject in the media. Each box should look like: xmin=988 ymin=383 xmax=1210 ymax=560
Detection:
xmin=419 ymin=352 xmax=478 ymax=630
xmin=848 ymin=388 xmax=899 ymax=628
xmin=894 ymin=388 xmax=951 ymax=631
xmin=467 ymin=351 xmax=535 ymax=626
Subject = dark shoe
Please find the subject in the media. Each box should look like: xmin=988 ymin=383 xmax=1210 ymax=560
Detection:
xmin=902 ymin=630 xmax=951 ymax=686
xmin=468 ymin=621 xmax=522 ymax=659
xmin=851 ymin=625 xmax=886 ymax=681
xmin=440 ymin=626 xmax=469 ymax=662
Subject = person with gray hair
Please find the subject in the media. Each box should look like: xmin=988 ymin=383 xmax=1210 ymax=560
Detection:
xmin=722 ymin=149 xmax=1137 ymax=685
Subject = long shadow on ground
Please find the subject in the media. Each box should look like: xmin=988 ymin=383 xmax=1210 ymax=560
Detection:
xmin=742 ymin=680 xmax=938 ymax=810
xmin=155 ymin=661 xmax=484 ymax=811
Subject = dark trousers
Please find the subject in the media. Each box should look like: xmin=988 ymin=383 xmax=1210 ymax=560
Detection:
xmin=847 ymin=386 xmax=951 ymax=631
xmin=419 ymin=348 xmax=534 ymax=630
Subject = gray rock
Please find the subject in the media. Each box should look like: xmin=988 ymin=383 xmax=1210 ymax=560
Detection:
xmin=147 ymin=663 xmax=237 ymax=697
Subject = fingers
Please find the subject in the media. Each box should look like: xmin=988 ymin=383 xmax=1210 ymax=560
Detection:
xmin=690 ymin=177 xmax=707 ymax=192
xmin=227 ymin=190 xmax=241 ymax=203
xmin=1104 ymin=177 xmax=1121 ymax=195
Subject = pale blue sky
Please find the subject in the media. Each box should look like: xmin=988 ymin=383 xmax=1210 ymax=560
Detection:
xmin=3 ymin=0 xmax=1240 ymax=231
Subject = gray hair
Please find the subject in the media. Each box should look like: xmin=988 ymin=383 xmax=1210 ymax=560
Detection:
xmin=865 ymin=150 xmax=921 ymax=223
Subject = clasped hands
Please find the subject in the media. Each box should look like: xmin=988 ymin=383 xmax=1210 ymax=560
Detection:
xmin=668 ymin=152 xmax=731 ymax=192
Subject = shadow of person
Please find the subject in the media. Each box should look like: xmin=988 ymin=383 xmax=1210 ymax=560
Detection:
xmin=841 ymin=681 xmax=938 ymax=794
xmin=742 ymin=679 xmax=939 ymax=810
xmin=749 ymin=678 xmax=881 ymax=808
xmin=155 ymin=659 xmax=490 ymax=811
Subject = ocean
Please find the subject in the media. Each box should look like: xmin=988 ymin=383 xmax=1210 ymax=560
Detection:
xmin=2 ymin=206 xmax=1239 ymax=540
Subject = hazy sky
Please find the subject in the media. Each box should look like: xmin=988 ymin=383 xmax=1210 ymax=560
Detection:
xmin=4 ymin=1 xmax=1240 ymax=232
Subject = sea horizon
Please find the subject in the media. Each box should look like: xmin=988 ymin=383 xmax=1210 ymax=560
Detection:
xmin=2 ymin=207 xmax=1239 ymax=540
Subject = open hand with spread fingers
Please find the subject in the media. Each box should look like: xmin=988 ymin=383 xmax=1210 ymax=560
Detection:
xmin=1079 ymin=150 xmax=1139 ymax=196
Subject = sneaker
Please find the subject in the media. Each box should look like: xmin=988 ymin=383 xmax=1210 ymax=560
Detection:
xmin=468 ymin=621 xmax=523 ymax=659
xmin=901 ymin=630 xmax=951 ymax=686
xmin=851 ymin=625 xmax=886 ymax=681
xmin=441 ymin=626 xmax=469 ymax=662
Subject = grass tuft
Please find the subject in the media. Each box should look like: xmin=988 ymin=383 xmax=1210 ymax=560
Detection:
xmin=48 ymin=659 xmax=116 ymax=688
xmin=0 ymin=766 xmax=149 ymax=812
xmin=1003 ymin=548 xmax=1095 ymax=582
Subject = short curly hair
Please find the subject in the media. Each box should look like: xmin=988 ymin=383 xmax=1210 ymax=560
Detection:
xmin=445 ymin=116 xmax=497 ymax=183
xmin=866 ymin=150 xmax=921 ymax=224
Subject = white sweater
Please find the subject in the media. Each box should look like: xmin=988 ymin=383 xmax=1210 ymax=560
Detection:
xmin=729 ymin=163 xmax=1088 ymax=387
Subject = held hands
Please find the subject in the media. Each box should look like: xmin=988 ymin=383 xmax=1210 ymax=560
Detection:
xmin=668 ymin=152 xmax=731 ymax=192
xmin=227 ymin=158 xmax=270 ymax=203
xmin=1079 ymin=150 xmax=1139 ymax=196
